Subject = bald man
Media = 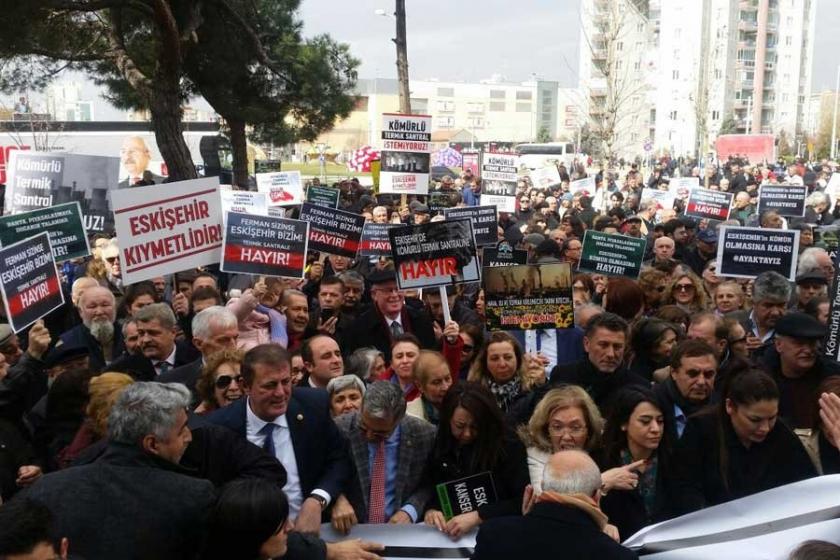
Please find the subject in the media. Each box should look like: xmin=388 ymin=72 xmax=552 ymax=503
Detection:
xmin=649 ymin=236 xmax=675 ymax=265
xmin=118 ymin=136 xmax=163 ymax=188
xmin=473 ymin=450 xmax=634 ymax=560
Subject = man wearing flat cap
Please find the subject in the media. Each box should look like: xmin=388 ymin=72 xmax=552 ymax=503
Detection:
xmin=0 ymin=325 xmax=23 ymax=367
xmin=793 ymin=271 xmax=827 ymax=312
xmin=758 ymin=312 xmax=840 ymax=429
xmin=341 ymin=270 xmax=436 ymax=363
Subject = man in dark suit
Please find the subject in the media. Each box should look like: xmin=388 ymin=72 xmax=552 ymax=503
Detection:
xmin=159 ymin=305 xmax=239 ymax=398
xmin=331 ymin=382 xmax=435 ymax=532
xmin=118 ymin=136 xmax=164 ymax=188
xmin=472 ymin=450 xmax=634 ymax=560
xmin=727 ymin=271 xmax=791 ymax=360
xmin=21 ymin=382 xmax=216 ymax=560
xmin=341 ymin=270 xmax=436 ymax=363
xmin=57 ymin=285 xmax=124 ymax=372
xmin=109 ymin=303 xmax=198 ymax=381
xmin=206 ymin=344 xmax=351 ymax=535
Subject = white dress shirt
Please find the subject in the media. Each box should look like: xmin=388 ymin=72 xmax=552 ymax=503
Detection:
xmin=245 ymin=399 xmax=305 ymax=517
xmin=154 ymin=346 xmax=177 ymax=376
xmin=524 ymin=329 xmax=558 ymax=374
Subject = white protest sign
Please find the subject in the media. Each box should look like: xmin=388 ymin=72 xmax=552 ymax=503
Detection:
xmin=220 ymin=189 xmax=268 ymax=221
xmin=641 ymin=187 xmax=677 ymax=222
xmin=827 ymin=173 xmax=840 ymax=212
xmin=379 ymin=113 xmax=432 ymax=195
xmin=256 ymin=171 xmax=303 ymax=206
xmin=569 ymin=175 xmax=596 ymax=195
xmin=669 ymin=177 xmax=699 ymax=199
xmin=530 ymin=165 xmax=561 ymax=189
xmin=112 ymin=177 xmax=223 ymax=285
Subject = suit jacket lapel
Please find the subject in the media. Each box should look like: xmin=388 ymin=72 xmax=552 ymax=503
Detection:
xmin=286 ymin=397 xmax=307 ymax=483
xmin=395 ymin=421 xmax=413 ymax=508
xmin=350 ymin=415 xmax=372 ymax=513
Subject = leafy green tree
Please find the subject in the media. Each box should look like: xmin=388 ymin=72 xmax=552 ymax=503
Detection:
xmin=718 ymin=115 xmax=738 ymax=136
xmin=536 ymin=126 xmax=552 ymax=143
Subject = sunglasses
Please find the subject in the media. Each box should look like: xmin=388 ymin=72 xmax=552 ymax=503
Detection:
xmin=676 ymin=284 xmax=694 ymax=292
xmin=461 ymin=344 xmax=475 ymax=353
xmin=215 ymin=374 xmax=243 ymax=390
xmin=105 ymin=256 xmax=118 ymax=263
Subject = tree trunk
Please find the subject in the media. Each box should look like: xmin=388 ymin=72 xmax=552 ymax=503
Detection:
xmin=228 ymin=118 xmax=250 ymax=189
xmin=148 ymin=93 xmax=197 ymax=181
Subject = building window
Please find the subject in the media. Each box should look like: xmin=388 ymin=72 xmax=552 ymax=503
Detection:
xmin=631 ymin=133 xmax=639 ymax=142
xmin=714 ymin=69 xmax=722 ymax=79
xmin=616 ymin=41 xmax=624 ymax=51
xmin=436 ymin=116 xmax=454 ymax=128
xmin=436 ymin=100 xmax=455 ymax=112
xmin=467 ymin=117 xmax=484 ymax=129
xmin=672 ymin=70 xmax=680 ymax=80
xmin=616 ymin=60 xmax=623 ymax=70
xmin=437 ymin=87 xmax=454 ymax=97
xmin=489 ymin=101 xmax=506 ymax=111
xmin=634 ymin=61 xmax=641 ymax=70
xmin=712 ymin=110 xmax=720 ymax=120
xmin=669 ymin=110 xmax=678 ymax=120
xmin=516 ymin=102 xmax=532 ymax=112
xmin=785 ymin=36 xmax=792 ymax=46
xmin=490 ymin=90 xmax=505 ymax=99
xmin=466 ymin=102 xmax=484 ymax=113
xmin=410 ymin=98 xmax=428 ymax=114
xmin=516 ymin=90 xmax=532 ymax=100
xmin=637 ymin=22 xmax=645 ymax=32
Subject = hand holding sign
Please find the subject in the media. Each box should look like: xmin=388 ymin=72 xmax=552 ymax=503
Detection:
xmin=424 ymin=508 xmax=447 ymax=532
xmin=27 ymin=320 xmax=51 ymax=360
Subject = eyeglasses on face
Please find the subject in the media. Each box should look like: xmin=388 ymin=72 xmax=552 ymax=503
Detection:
xmin=215 ymin=374 xmax=244 ymax=389
xmin=675 ymin=283 xmax=695 ymax=292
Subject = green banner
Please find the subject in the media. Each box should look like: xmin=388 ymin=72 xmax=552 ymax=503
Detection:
xmin=578 ymin=230 xmax=647 ymax=279
xmin=305 ymin=185 xmax=340 ymax=208
xmin=0 ymin=202 xmax=90 ymax=262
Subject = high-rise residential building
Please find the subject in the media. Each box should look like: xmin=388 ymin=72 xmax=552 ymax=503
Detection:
xmin=580 ymin=0 xmax=816 ymax=160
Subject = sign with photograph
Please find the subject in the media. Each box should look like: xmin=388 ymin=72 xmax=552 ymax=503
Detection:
xmin=715 ymin=226 xmax=799 ymax=280
xmin=389 ymin=219 xmax=480 ymax=289
xmin=443 ymin=205 xmax=498 ymax=247
xmin=379 ymin=113 xmax=432 ymax=195
xmin=669 ymin=177 xmax=699 ymax=199
xmin=569 ymin=176 xmax=596 ymax=195
xmin=481 ymin=152 xmax=517 ymax=213
xmin=483 ymin=262 xmax=574 ymax=331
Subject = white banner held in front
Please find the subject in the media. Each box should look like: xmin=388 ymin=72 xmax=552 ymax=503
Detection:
xmin=379 ymin=113 xmax=432 ymax=195
xmin=112 ymin=177 xmax=223 ymax=285
xmin=256 ymin=171 xmax=304 ymax=206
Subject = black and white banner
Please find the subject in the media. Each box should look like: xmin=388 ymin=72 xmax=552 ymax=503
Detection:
xmin=715 ymin=226 xmax=799 ymax=280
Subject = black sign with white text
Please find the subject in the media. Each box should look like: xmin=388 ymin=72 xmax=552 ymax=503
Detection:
xmin=685 ymin=188 xmax=733 ymax=221
xmin=389 ymin=219 xmax=480 ymax=289
xmin=758 ymin=184 xmax=808 ymax=217
xmin=298 ymin=203 xmax=365 ymax=259
xmin=715 ymin=226 xmax=799 ymax=280
xmin=443 ymin=205 xmax=498 ymax=247
xmin=221 ymin=212 xmax=308 ymax=278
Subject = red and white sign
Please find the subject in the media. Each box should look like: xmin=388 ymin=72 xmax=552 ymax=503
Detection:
xmin=379 ymin=113 xmax=432 ymax=195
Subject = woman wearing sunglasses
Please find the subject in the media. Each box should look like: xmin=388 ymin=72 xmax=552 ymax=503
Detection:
xmin=662 ymin=271 xmax=707 ymax=314
xmin=195 ymin=349 xmax=245 ymax=415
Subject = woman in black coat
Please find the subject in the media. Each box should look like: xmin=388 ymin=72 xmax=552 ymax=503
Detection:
xmin=424 ymin=382 xmax=530 ymax=538
xmin=669 ymin=369 xmax=817 ymax=516
xmin=596 ymin=387 xmax=674 ymax=541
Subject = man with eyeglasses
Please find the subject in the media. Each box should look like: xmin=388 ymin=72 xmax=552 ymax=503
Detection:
xmin=758 ymin=312 xmax=840 ymax=430
xmin=654 ymin=339 xmax=718 ymax=440
xmin=331 ymin=381 xmax=435 ymax=533
xmin=342 ymin=270 xmax=436 ymax=363
xmin=516 ymin=196 xmax=534 ymax=222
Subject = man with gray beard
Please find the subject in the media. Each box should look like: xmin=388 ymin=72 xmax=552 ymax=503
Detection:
xmin=57 ymin=286 xmax=125 ymax=372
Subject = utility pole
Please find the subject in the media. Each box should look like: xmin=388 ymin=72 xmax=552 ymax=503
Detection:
xmin=394 ymin=0 xmax=411 ymax=115
xmin=831 ymin=64 xmax=839 ymax=160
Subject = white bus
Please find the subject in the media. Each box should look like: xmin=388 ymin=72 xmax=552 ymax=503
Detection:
xmin=515 ymin=142 xmax=577 ymax=170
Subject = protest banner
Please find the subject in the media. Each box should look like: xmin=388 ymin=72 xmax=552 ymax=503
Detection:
xmin=578 ymin=231 xmax=647 ymax=279
xmin=298 ymin=202 xmax=365 ymax=259
xmin=112 ymin=177 xmax=224 ymax=285
xmin=481 ymin=152 xmax=517 ymax=213
xmin=359 ymin=223 xmax=398 ymax=257
xmin=624 ymin=476 xmax=840 ymax=558
xmin=715 ymin=226 xmax=799 ymax=280
xmin=305 ymin=184 xmax=340 ymax=208
xmin=641 ymin=187 xmax=677 ymax=222
xmin=0 ymin=202 xmax=90 ymax=262
xmin=482 ymin=241 xmax=528 ymax=268
xmin=0 ymin=232 xmax=65 ymax=333
xmin=758 ymin=184 xmax=807 ymax=217
xmin=428 ymin=191 xmax=460 ymax=215
xmin=529 ymin=165 xmax=561 ymax=189
xmin=320 ymin=524 xmax=475 ymax=560
xmin=4 ymin=151 xmax=120 ymax=233
xmin=443 ymin=205 xmax=498 ymax=247
xmin=669 ymin=176 xmax=699 ymax=199
xmin=379 ymin=113 xmax=432 ymax=195
xmin=569 ymin=175 xmax=596 ymax=195
xmin=219 ymin=189 xmax=268 ymax=221
xmin=221 ymin=212 xmax=308 ymax=279
xmin=389 ymin=219 xmax=480 ymax=289
xmin=436 ymin=472 xmax=497 ymax=521
xmin=256 ymin=171 xmax=304 ymax=206
xmin=484 ymin=263 xmax=574 ymax=331
xmin=827 ymin=173 xmax=840 ymax=212
xmin=825 ymin=268 xmax=840 ymax=362
xmin=462 ymin=151 xmax=480 ymax=176
xmin=684 ymin=188 xmax=733 ymax=221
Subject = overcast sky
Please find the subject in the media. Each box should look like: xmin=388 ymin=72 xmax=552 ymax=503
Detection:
xmin=299 ymin=0 xmax=840 ymax=92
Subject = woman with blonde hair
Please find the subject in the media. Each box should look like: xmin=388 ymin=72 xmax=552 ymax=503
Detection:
xmin=519 ymin=386 xmax=603 ymax=492
xmin=467 ymin=331 xmax=544 ymax=412
xmin=407 ymin=350 xmax=454 ymax=424
xmin=195 ymin=349 xmax=245 ymax=415
xmin=662 ymin=270 xmax=707 ymax=313
xmin=58 ymin=372 xmax=135 ymax=468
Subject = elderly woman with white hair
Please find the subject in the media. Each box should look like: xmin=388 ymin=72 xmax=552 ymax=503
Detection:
xmin=326 ymin=375 xmax=367 ymax=417
xmin=805 ymin=191 xmax=833 ymax=225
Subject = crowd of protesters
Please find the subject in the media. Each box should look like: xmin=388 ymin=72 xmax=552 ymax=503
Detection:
xmin=3 ymin=154 xmax=840 ymax=559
